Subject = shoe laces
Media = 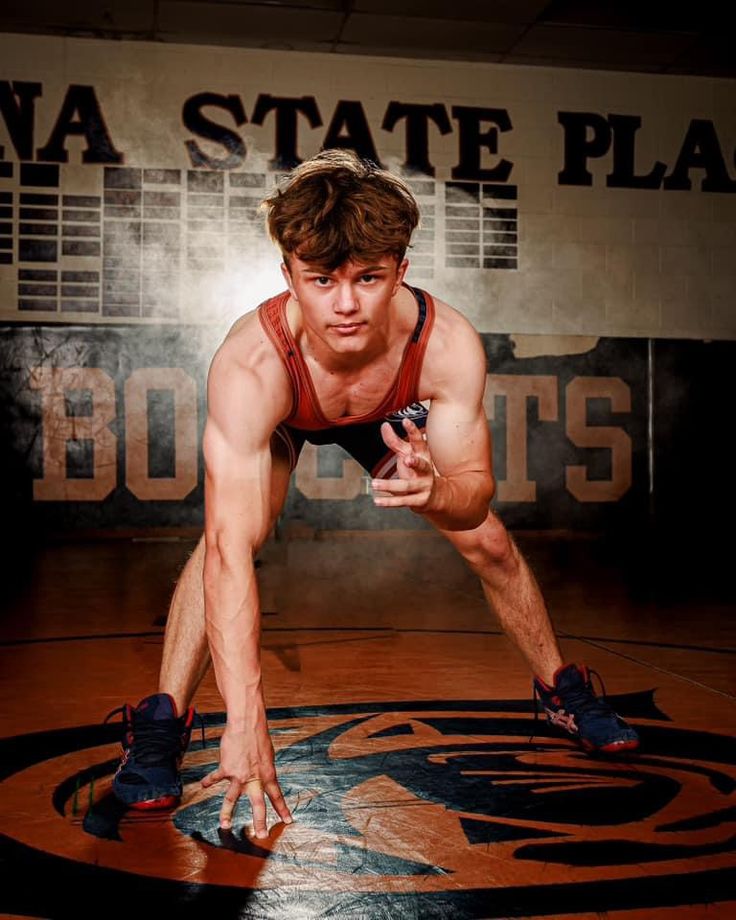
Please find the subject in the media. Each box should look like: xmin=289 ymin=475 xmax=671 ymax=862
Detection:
xmin=558 ymin=668 xmax=611 ymax=719
xmin=530 ymin=667 xmax=610 ymax=742
xmin=104 ymin=705 xmax=191 ymax=766
xmin=195 ymin=713 xmax=206 ymax=750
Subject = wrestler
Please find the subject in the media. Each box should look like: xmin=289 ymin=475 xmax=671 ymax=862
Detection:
xmin=108 ymin=150 xmax=638 ymax=835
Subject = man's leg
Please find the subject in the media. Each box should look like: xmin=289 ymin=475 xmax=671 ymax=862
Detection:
xmin=157 ymin=536 xmax=209 ymax=715
xmin=439 ymin=511 xmax=639 ymax=753
xmin=439 ymin=510 xmax=562 ymax=684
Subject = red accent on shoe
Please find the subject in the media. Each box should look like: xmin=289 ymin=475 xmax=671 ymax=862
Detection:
xmin=534 ymin=663 xmax=589 ymax=692
xmin=550 ymin=662 xmax=588 ymax=686
xmin=599 ymin=738 xmax=640 ymax=753
xmin=129 ymin=795 xmax=180 ymax=811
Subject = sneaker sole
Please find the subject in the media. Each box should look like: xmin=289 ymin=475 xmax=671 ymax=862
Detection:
xmin=598 ymin=738 xmax=640 ymax=753
xmin=581 ymin=737 xmax=640 ymax=754
xmin=128 ymin=795 xmax=180 ymax=811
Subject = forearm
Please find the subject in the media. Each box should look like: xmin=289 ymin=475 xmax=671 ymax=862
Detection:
xmin=420 ymin=470 xmax=494 ymax=531
xmin=203 ymin=543 xmax=264 ymax=729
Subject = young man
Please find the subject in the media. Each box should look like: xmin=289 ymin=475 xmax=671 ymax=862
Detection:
xmin=110 ymin=150 xmax=638 ymax=835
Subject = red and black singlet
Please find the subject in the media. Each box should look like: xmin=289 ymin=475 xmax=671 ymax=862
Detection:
xmin=257 ymin=284 xmax=435 ymax=433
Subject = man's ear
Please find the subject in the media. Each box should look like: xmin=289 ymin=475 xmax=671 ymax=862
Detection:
xmin=392 ymin=258 xmax=409 ymax=295
xmin=281 ymin=261 xmax=297 ymax=300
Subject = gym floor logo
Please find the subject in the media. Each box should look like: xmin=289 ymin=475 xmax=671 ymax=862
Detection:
xmin=1 ymin=695 xmax=734 ymax=918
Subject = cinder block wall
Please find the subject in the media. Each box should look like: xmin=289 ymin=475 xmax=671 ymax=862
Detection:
xmin=0 ymin=35 xmax=734 ymax=544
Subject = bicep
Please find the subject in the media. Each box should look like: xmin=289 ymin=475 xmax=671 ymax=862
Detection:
xmin=424 ymin=325 xmax=491 ymax=477
xmin=203 ymin=354 xmax=281 ymax=551
xmin=425 ymin=396 xmax=491 ymax=477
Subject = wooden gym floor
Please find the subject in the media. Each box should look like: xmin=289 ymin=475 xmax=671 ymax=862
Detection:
xmin=1 ymin=530 xmax=734 ymax=919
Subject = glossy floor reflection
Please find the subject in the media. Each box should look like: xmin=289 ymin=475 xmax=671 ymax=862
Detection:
xmin=1 ymin=531 xmax=734 ymax=919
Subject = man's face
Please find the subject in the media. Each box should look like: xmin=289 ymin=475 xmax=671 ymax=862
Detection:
xmin=281 ymin=254 xmax=408 ymax=353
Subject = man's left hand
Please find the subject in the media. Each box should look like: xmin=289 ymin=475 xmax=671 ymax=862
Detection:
xmin=371 ymin=418 xmax=437 ymax=511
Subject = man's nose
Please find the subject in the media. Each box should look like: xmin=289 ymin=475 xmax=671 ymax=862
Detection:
xmin=334 ymin=283 xmax=359 ymax=314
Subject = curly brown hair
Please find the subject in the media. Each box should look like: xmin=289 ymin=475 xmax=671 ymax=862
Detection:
xmin=262 ymin=149 xmax=420 ymax=270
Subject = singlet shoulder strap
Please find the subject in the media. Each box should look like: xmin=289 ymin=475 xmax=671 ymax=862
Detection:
xmin=394 ymin=286 xmax=435 ymax=407
xmin=257 ymin=292 xmax=300 ymax=419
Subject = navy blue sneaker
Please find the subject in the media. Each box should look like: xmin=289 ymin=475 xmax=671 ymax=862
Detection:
xmin=533 ymin=663 xmax=639 ymax=754
xmin=106 ymin=693 xmax=194 ymax=810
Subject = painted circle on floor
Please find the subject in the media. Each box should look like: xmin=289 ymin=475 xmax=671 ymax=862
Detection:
xmin=1 ymin=694 xmax=734 ymax=918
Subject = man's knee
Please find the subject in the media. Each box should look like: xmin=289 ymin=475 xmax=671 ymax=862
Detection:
xmin=450 ymin=513 xmax=518 ymax=574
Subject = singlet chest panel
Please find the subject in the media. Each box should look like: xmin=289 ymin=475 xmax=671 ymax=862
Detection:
xmin=302 ymin=337 xmax=411 ymax=420
xmin=258 ymin=285 xmax=435 ymax=431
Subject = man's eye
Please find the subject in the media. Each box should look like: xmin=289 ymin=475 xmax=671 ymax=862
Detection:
xmin=315 ymin=276 xmax=330 ymax=285
xmin=361 ymin=274 xmax=376 ymax=283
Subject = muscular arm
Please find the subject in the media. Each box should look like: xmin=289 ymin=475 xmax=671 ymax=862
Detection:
xmin=374 ymin=312 xmax=494 ymax=531
xmin=201 ymin=333 xmax=294 ymax=831
xmin=421 ymin=319 xmax=494 ymax=530
xmin=203 ymin=338 xmax=288 ymax=726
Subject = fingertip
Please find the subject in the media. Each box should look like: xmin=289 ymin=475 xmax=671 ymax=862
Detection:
xmin=277 ymin=803 xmax=294 ymax=823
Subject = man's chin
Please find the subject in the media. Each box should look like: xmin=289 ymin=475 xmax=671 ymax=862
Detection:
xmin=327 ymin=327 xmax=371 ymax=349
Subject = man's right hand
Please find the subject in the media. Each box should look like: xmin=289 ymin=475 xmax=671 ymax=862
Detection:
xmin=201 ymin=721 xmax=293 ymax=836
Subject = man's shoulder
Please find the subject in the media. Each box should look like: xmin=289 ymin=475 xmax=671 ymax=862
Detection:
xmin=207 ymin=303 xmax=294 ymax=429
xmin=211 ymin=294 xmax=291 ymax=388
xmin=422 ymin=291 xmax=482 ymax=355
xmin=417 ymin=291 xmax=485 ymax=397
